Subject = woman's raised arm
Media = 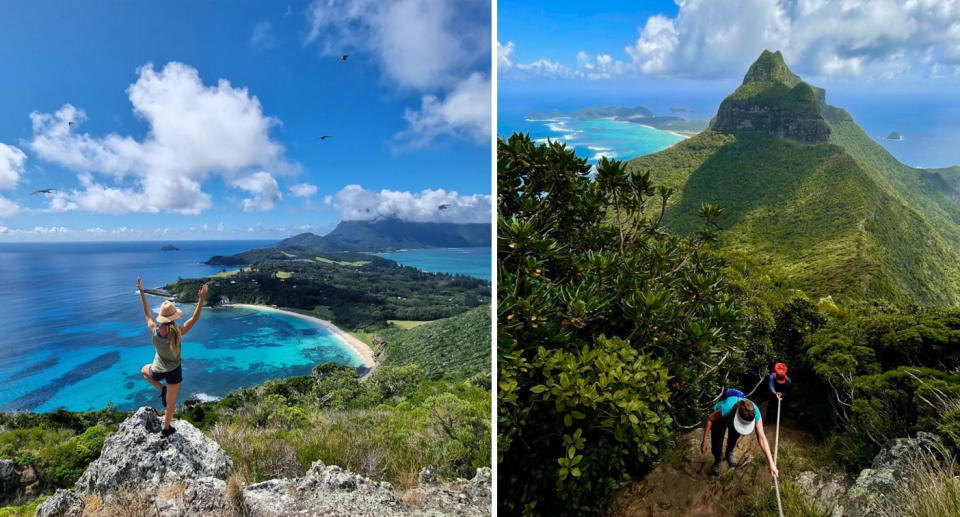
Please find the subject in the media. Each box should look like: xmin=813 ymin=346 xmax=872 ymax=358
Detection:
xmin=181 ymin=283 xmax=208 ymax=335
xmin=137 ymin=277 xmax=157 ymax=333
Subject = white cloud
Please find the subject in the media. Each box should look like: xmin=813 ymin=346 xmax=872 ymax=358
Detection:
xmin=307 ymin=0 xmax=490 ymax=146
xmin=289 ymin=182 xmax=318 ymax=198
xmin=86 ymin=227 xmax=105 ymax=233
xmin=577 ymin=52 xmax=629 ymax=80
xmin=307 ymin=0 xmax=488 ymax=90
xmin=251 ymin=20 xmax=277 ymax=49
xmin=232 ymin=171 xmax=282 ymax=212
xmin=326 ymin=184 xmax=490 ymax=223
xmin=0 ymin=196 xmax=20 ymax=218
xmin=497 ymin=40 xmax=515 ymax=69
xmin=496 ymin=40 xmax=583 ymax=79
xmin=396 ymin=72 xmax=490 ymax=148
xmin=625 ymin=0 xmax=960 ymax=79
xmin=0 ymin=143 xmax=26 ymax=190
xmin=29 ymin=62 xmax=289 ymax=215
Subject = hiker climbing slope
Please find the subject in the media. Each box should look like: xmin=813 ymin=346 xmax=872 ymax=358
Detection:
xmin=765 ymin=362 xmax=792 ymax=422
xmin=699 ymin=389 xmax=779 ymax=479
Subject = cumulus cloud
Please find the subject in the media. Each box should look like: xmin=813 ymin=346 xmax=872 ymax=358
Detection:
xmin=0 ymin=196 xmax=20 ymax=218
xmin=625 ymin=0 xmax=960 ymax=79
xmin=396 ymin=73 xmax=490 ymax=148
xmin=289 ymin=182 xmax=318 ymax=198
xmin=307 ymin=0 xmax=490 ymax=146
xmin=497 ymin=41 xmax=579 ymax=79
xmin=28 ymin=62 xmax=289 ymax=215
xmin=0 ymin=143 xmax=26 ymax=190
xmin=232 ymin=171 xmax=282 ymax=212
xmin=325 ymin=184 xmax=490 ymax=223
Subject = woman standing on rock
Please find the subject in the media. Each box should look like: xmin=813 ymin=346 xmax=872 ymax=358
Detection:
xmin=136 ymin=278 xmax=208 ymax=437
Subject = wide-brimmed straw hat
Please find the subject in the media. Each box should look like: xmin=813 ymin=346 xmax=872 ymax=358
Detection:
xmin=156 ymin=300 xmax=183 ymax=323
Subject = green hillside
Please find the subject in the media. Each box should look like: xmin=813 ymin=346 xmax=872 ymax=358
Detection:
xmin=627 ymin=50 xmax=960 ymax=306
xmin=378 ymin=305 xmax=491 ymax=382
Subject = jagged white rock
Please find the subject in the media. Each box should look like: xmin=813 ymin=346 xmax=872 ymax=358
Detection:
xmin=34 ymin=407 xmax=491 ymax=517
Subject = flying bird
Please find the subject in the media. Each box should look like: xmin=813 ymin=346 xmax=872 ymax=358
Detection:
xmin=67 ymin=121 xmax=74 ymax=126
xmin=31 ymin=189 xmax=55 ymax=195
xmin=339 ymin=55 xmax=349 ymax=61
xmin=317 ymin=135 xmax=333 ymax=140
xmin=438 ymin=204 xmax=450 ymax=211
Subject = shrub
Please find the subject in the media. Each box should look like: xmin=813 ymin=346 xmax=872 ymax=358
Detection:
xmin=497 ymin=135 xmax=761 ymax=514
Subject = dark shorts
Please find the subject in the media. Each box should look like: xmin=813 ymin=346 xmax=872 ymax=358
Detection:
xmin=148 ymin=365 xmax=183 ymax=385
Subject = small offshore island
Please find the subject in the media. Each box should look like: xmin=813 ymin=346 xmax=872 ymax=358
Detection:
xmin=887 ymin=131 xmax=903 ymax=140
xmin=159 ymin=244 xmax=180 ymax=251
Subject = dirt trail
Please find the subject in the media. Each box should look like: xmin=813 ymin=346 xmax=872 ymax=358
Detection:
xmin=607 ymin=417 xmax=816 ymax=517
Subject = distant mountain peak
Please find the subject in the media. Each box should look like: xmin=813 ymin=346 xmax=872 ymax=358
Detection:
xmin=712 ymin=50 xmax=830 ymax=143
xmin=742 ymin=50 xmax=801 ymax=86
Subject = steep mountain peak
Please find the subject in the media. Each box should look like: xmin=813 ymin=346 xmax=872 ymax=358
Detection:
xmin=712 ymin=50 xmax=830 ymax=142
xmin=742 ymin=50 xmax=801 ymax=86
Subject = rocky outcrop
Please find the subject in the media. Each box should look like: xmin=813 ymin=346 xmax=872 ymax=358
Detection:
xmin=0 ymin=458 xmax=15 ymax=491
xmin=712 ymin=50 xmax=832 ymax=143
xmin=796 ymin=432 xmax=947 ymax=517
xmin=34 ymin=407 xmax=491 ymax=517
xmin=34 ymin=489 xmax=84 ymax=517
xmin=74 ymin=407 xmax=232 ymax=497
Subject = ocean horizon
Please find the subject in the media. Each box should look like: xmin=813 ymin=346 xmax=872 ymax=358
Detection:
xmin=0 ymin=240 xmax=489 ymax=412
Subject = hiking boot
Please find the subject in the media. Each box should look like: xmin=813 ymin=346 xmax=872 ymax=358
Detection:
xmin=160 ymin=385 xmax=167 ymax=408
xmin=161 ymin=426 xmax=176 ymax=438
xmin=710 ymin=462 xmax=721 ymax=476
xmin=725 ymin=451 xmax=737 ymax=467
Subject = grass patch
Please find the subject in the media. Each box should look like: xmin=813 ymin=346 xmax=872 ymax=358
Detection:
xmin=0 ymin=497 xmax=46 ymax=517
xmin=315 ymin=257 xmax=371 ymax=267
xmin=387 ymin=320 xmax=433 ymax=329
xmin=736 ymin=479 xmax=828 ymax=517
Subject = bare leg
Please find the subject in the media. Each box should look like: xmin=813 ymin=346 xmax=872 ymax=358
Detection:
xmin=140 ymin=364 xmax=163 ymax=392
xmin=163 ymin=382 xmax=181 ymax=430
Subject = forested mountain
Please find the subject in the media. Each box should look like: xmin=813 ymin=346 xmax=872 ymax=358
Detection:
xmin=627 ymin=50 xmax=960 ymax=305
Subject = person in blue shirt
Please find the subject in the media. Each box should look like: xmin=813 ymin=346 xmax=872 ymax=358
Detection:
xmin=700 ymin=389 xmax=779 ymax=478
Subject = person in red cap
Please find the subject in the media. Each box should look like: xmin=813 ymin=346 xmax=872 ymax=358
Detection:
xmin=766 ymin=362 xmax=792 ymax=422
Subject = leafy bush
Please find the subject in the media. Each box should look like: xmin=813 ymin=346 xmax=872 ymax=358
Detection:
xmin=497 ymin=134 xmax=763 ymax=514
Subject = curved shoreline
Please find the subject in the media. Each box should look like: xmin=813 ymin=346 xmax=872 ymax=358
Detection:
xmin=228 ymin=304 xmax=377 ymax=371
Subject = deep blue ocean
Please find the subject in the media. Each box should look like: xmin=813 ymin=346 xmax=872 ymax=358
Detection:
xmin=0 ymin=241 xmax=489 ymax=412
xmin=376 ymin=247 xmax=491 ymax=281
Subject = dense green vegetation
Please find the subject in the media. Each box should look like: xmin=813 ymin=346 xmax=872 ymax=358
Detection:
xmin=378 ymin=305 xmax=491 ymax=382
xmin=166 ymin=254 xmax=490 ymax=330
xmin=498 ymin=134 xmax=777 ymax=515
xmin=0 ymin=407 xmax=126 ymax=506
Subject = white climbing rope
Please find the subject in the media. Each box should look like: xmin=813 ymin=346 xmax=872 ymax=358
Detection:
xmin=773 ymin=396 xmax=784 ymax=517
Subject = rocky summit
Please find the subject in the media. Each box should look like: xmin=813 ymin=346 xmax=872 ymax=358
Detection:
xmin=712 ymin=50 xmax=830 ymax=143
xmin=34 ymin=407 xmax=491 ymax=517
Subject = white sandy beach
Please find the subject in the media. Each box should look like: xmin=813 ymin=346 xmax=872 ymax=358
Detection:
xmin=230 ymin=304 xmax=377 ymax=370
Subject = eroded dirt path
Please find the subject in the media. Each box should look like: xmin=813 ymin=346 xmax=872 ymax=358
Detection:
xmin=607 ymin=417 xmax=816 ymax=517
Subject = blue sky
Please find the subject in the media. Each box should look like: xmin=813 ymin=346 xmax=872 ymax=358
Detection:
xmin=0 ymin=0 xmax=491 ymax=241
